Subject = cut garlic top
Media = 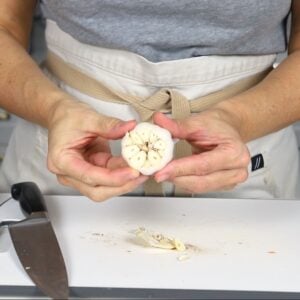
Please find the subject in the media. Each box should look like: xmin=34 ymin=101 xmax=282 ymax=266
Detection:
xmin=121 ymin=122 xmax=174 ymax=175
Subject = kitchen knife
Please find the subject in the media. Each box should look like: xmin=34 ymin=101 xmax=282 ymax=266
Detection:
xmin=7 ymin=182 xmax=69 ymax=299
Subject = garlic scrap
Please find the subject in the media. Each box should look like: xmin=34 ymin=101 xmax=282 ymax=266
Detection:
xmin=121 ymin=123 xmax=174 ymax=175
xmin=134 ymin=227 xmax=186 ymax=251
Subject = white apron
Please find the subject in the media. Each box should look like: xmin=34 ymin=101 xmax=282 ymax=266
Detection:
xmin=0 ymin=20 xmax=299 ymax=199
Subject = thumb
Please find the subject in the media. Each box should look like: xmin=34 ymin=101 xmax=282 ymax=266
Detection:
xmin=97 ymin=116 xmax=137 ymax=140
xmin=153 ymin=112 xmax=187 ymax=139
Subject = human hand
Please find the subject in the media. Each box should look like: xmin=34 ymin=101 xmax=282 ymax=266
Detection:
xmin=152 ymin=110 xmax=250 ymax=194
xmin=46 ymin=99 xmax=148 ymax=201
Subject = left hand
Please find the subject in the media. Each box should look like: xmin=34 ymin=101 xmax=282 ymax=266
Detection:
xmin=152 ymin=110 xmax=250 ymax=194
xmin=47 ymin=99 xmax=147 ymax=201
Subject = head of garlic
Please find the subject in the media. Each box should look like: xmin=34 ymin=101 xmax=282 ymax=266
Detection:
xmin=121 ymin=122 xmax=174 ymax=175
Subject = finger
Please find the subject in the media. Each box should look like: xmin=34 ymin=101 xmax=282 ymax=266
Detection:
xmin=85 ymin=136 xmax=128 ymax=168
xmin=57 ymin=174 xmax=148 ymax=202
xmin=88 ymin=152 xmax=112 ymax=166
xmin=107 ymin=156 xmax=129 ymax=169
xmin=170 ymin=168 xmax=248 ymax=194
xmin=153 ymin=112 xmax=210 ymax=142
xmin=154 ymin=144 xmax=250 ymax=182
xmin=153 ymin=112 xmax=188 ymax=139
xmin=52 ymin=153 xmax=140 ymax=187
xmin=85 ymin=136 xmax=111 ymax=154
xmin=95 ymin=116 xmax=136 ymax=140
xmin=89 ymin=152 xmax=130 ymax=169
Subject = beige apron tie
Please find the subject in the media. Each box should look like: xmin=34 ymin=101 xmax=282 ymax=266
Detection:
xmin=44 ymin=52 xmax=271 ymax=196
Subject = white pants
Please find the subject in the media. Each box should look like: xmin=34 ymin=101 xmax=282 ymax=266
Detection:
xmin=0 ymin=20 xmax=299 ymax=199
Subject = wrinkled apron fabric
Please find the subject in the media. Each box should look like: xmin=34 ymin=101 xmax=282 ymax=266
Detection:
xmin=0 ymin=20 xmax=299 ymax=199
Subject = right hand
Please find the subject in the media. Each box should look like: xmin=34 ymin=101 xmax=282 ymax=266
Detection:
xmin=46 ymin=98 xmax=148 ymax=201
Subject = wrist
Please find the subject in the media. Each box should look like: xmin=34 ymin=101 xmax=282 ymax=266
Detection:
xmin=213 ymin=99 xmax=250 ymax=142
xmin=45 ymin=93 xmax=80 ymax=129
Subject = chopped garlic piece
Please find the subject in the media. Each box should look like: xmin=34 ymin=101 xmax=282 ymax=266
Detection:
xmin=134 ymin=227 xmax=185 ymax=251
xmin=173 ymin=238 xmax=186 ymax=252
xmin=177 ymin=254 xmax=190 ymax=261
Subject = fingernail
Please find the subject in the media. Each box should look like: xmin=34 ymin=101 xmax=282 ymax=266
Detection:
xmin=155 ymin=173 xmax=169 ymax=183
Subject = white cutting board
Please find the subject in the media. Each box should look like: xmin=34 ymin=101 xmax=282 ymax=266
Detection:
xmin=0 ymin=194 xmax=300 ymax=292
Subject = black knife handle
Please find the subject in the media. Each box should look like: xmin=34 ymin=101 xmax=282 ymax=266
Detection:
xmin=11 ymin=182 xmax=47 ymax=215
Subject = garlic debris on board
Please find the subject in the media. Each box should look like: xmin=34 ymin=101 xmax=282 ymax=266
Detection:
xmin=121 ymin=122 xmax=174 ymax=175
xmin=134 ymin=227 xmax=186 ymax=251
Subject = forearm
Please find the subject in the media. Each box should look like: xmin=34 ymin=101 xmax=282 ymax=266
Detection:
xmin=0 ymin=28 xmax=70 ymax=128
xmin=216 ymin=50 xmax=300 ymax=143
xmin=216 ymin=1 xmax=300 ymax=143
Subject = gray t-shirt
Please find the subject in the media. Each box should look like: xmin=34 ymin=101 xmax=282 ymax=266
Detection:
xmin=40 ymin=0 xmax=291 ymax=62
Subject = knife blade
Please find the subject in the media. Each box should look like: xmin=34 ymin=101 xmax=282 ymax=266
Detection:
xmin=8 ymin=182 xmax=69 ymax=299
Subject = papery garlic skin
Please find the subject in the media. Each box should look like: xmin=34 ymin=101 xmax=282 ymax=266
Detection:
xmin=121 ymin=122 xmax=174 ymax=175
